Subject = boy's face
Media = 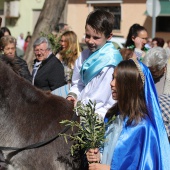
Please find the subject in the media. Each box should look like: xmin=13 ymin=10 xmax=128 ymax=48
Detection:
xmin=85 ymin=24 xmax=111 ymax=53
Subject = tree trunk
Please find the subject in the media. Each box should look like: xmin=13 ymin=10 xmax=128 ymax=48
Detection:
xmin=24 ymin=0 xmax=68 ymax=71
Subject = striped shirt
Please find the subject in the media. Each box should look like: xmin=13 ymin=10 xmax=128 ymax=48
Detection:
xmin=159 ymin=94 xmax=170 ymax=137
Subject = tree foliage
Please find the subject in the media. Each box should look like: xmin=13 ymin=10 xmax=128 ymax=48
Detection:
xmin=24 ymin=0 xmax=67 ymax=71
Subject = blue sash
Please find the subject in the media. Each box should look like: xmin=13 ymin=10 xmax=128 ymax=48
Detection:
xmin=51 ymin=84 xmax=70 ymax=98
xmin=80 ymin=42 xmax=123 ymax=85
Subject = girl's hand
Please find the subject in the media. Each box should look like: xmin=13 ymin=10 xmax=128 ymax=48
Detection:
xmin=89 ymin=163 xmax=110 ymax=170
xmin=134 ymin=37 xmax=143 ymax=50
xmin=86 ymin=148 xmax=100 ymax=163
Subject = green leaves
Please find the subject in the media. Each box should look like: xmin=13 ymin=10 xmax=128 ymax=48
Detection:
xmin=60 ymin=100 xmax=107 ymax=156
xmin=40 ymin=32 xmax=61 ymax=54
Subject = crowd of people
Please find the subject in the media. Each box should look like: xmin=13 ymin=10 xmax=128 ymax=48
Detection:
xmin=0 ymin=9 xmax=170 ymax=170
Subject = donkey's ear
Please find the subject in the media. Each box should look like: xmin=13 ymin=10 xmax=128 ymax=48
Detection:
xmin=0 ymin=17 xmax=2 ymax=28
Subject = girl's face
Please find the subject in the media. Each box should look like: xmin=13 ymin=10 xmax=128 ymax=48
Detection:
xmin=110 ymin=69 xmax=118 ymax=100
xmin=85 ymin=24 xmax=112 ymax=53
xmin=60 ymin=36 xmax=68 ymax=50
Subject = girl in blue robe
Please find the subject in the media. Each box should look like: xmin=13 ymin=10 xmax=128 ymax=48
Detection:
xmin=86 ymin=59 xmax=170 ymax=170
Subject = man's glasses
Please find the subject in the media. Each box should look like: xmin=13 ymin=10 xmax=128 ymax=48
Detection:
xmin=34 ymin=49 xmax=48 ymax=53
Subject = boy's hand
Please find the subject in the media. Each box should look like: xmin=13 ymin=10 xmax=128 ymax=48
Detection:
xmin=66 ymin=96 xmax=77 ymax=106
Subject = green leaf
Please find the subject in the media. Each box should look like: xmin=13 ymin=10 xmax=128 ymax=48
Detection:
xmin=59 ymin=100 xmax=116 ymax=156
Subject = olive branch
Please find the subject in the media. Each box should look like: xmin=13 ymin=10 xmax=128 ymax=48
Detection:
xmin=60 ymin=100 xmax=115 ymax=156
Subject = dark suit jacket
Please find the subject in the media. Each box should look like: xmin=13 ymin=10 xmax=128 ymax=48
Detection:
xmin=34 ymin=53 xmax=66 ymax=91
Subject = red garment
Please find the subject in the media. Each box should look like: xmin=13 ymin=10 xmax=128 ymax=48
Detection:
xmin=23 ymin=42 xmax=29 ymax=52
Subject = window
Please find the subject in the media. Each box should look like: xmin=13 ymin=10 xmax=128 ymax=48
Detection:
xmin=156 ymin=16 xmax=170 ymax=32
xmin=155 ymin=1 xmax=170 ymax=32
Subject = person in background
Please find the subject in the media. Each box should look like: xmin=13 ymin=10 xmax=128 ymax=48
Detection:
xmin=86 ymin=59 xmax=170 ymax=170
xmin=1 ymin=26 xmax=11 ymax=36
xmin=17 ymin=33 xmax=25 ymax=51
xmin=67 ymin=9 xmax=122 ymax=118
xmin=125 ymin=23 xmax=148 ymax=61
xmin=142 ymin=47 xmax=170 ymax=141
xmin=165 ymin=39 xmax=170 ymax=58
xmin=56 ymin=23 xmax=69 ymax=33
xmin=152 ymin=37 xmax=165 ymax=48
xmin=142 ymin=46 xmax=170 ymax=143
xmin=24 ymin=35 xmax=31 ymax=52
xmin=142 ymin=47 xmax=168 ymax=95
xmin=32 ymin=37 xmax=66 ymax=91
xmin=56 ymin=31 xmax=80 ymax=83
xmin=0 ymin=35 xmax=32 ymax=82
xmin=0 ymin=27 xmax=24 ymax=58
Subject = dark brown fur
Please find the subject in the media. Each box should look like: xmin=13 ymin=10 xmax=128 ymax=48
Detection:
xmin=0 ymin=59 xmax=80 ymax=170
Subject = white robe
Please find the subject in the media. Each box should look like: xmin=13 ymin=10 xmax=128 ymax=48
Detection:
xmin=69 ymin=49 xmax=116 ymax=118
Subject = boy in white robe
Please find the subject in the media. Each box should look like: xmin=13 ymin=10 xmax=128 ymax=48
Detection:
xmin=67 ymin=9 xmax=122 ymax=118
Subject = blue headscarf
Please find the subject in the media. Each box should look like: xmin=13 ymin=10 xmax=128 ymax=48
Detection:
xmin=102 ymin=60 xmax=170 ymax=169
xmin=140 ymin=61 xmax=170 ymax=169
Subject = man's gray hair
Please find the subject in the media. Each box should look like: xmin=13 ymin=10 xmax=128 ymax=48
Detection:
xmin=33 ymin=37 xmax=51 ymax=50
xmin=143 ymin=47 xmax=168 ymax=71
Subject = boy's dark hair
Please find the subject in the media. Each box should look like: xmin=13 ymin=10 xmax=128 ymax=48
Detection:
xmin=125 ymin=23 xmax=147 ymax=48
xmin=85 ymin=9 xmax=114 ymax=38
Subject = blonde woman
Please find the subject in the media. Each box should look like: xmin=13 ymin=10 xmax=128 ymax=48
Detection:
xmin=56 ymin=31 xmax=81 ymax=83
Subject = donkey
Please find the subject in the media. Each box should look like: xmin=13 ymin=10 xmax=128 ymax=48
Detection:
xmin=0 ymin=57 xmax=80 ymax=170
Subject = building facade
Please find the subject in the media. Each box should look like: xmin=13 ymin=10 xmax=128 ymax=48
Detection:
xmin=0 ymin=0 xmax=170 ymax=42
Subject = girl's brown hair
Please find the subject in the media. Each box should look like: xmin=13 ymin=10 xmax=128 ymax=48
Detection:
xmin=106 ymin=60 xmax=147 ymax=126
xmin=59 ymin=31 xmax=80 ymax=69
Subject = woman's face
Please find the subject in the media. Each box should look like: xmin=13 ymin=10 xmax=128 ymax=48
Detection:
xmin=4 ymin=31 xmax=10 ymax=36
xmin=60 ymin=36 xmax=68 ymax=50
xmin=137 ymin=30 xmax=148 ymax=47
xmin=110 ymin=69 xmax=118 ymax=100
xmin=3 ymin=43 xmax=16 ymax=59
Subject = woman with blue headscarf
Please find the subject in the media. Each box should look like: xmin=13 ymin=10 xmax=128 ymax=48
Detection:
xmin=86 ymin=59 xmax=170 ymax=170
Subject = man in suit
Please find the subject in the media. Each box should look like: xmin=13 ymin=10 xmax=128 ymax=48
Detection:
xmin=32 ymin=37 xmax=66 ymax=91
